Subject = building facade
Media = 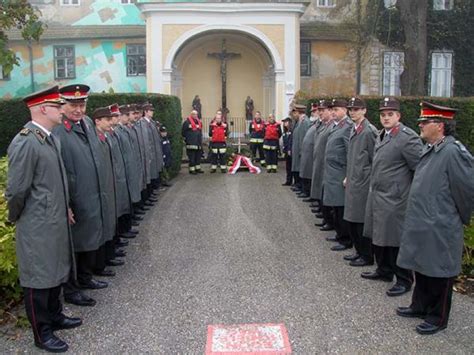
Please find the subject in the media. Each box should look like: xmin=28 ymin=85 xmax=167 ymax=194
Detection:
xmin=1 ymin=0 xmax=461 ymax=118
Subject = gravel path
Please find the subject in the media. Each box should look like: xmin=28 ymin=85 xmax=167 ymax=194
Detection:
xmin=1 ymin=165 xmax=473 ymax=353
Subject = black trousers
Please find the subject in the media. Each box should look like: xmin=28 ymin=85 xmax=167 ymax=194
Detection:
xmin=210 ymin=146 xmax=227 ymax=167
xmin=186 ymin=149 xmax=202 ymax=169
xmin=23 ymin=286 xmax=63 ymax=342
xmin=264 ymin=148 xmax=278 ymax=167
xmin=250 ymin=143 xmax=265 ymax=162
xmin=292 ymin=172 xmax=301 ymax=188
xmin=118 ymin=214 xmax=132 ymax=235
xmin=285 ymin=156 xmax=292 ymax=184
xmin=151 ymin=178 xmax=160 ymax=190
xmin=321 ymin=204 xmax=334 ymax=226
xmin=410 ymin=272 xmax=454 ymax=327
xmin=301 ymin=178 xmax=311 ymax=195
xmin=374 ymin=245 xmax=413 ymax=287
xmin=76 ymin=251 xmax=96 ymax=285
xmin=333 ymin=206 xmax=351 ymax=246
xmin=348 ymin=222 xmax=373 ymax=261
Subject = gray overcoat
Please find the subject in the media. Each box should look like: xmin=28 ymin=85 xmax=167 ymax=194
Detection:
xmin=53 ymin=118 xmax=104 ymax=251
xmin=299 ymin=121 xmax=318 ymax=179
xmin=136 ymin=118 xmax=152 ymax=186
xmin=95 ymin=132 xmax=116 ymax=242
xmin=343 ymin=119 xmax=378 ymax=223
xmin=107 ymin=130 xmax=131 ymax=217
xmin=364 ymin=123 xmax=422 ymax=247
xmin=145 ymin=119 xmax=164 ymax=179
xmin=397 ymin=136 xmax=474 ymax=277
xmin=6 ymin=121 xmax=73 ymax=289
xmin=310 ymin=123 xmax=332 ymax=200
xmin=116 ymin=124 xmax=141 ymax=204
xmin=322 ymin=117 xmax=353 ymax=206
xmin=291 ymin=115 xmax=311 ymax=172
xmin=128 ymin=125 xmax=145 ymax=192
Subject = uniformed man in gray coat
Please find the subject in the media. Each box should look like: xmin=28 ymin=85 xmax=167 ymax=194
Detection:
xmin=362 ymin=97 xmax=423 ymax=297
xmin=321 ymin=99 xmax=353 ymax=251
xmin=311 ymin=99 xmax=336 ymax=231
xmin=396 ymin=102 xmax=474 ymax=335
xmin=299 ymin=103 xmax=320 ymax=201
xmin=343 ymin=97 xmax=377 ymax=266
xmin=6 ymin=86 xmax=81 ymax=353
xmin=142 ymin=102 xmax=164 ymax=195
xmin=291 ymin=104 xmax=311 ymax=194
xmin=54 ymin=85 xmax=108 ymax=305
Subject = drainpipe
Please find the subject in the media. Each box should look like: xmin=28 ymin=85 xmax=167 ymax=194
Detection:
xmin=28 ymin=40 xmax=35 ymax=93
xmin=355 ymin=0 xmax=362 ymax=95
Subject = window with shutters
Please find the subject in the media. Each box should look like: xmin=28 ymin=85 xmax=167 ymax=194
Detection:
xmin=430 ymin=51 xmax=453 ymax=97
xmin=300 ymin=41 xmax=311 ymax=77
xmin=317 ymin=0 xmax=336 ymax=8
xmin=382 ymin=51 xmax=404 ymax=96
xmin=127 ymin=44 xmax=146 ymax=76
xmin=54 ymin=46 xmax=75 ymax=80
xmin=433 ymin=0 xmax=453 ymax=10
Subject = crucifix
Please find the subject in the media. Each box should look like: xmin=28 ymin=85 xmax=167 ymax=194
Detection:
xmin=208 ymin=39 xmax=241 ymax=119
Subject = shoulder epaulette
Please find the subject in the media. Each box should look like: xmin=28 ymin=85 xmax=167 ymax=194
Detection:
xmin=20 ymin=128 xmax=31 ymax=136
xmin=454 ymin=140 xmax=468 ymax=153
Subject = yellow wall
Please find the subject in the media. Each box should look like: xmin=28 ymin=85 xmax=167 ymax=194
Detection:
xmin=301 ymin=40 xmax=357 ymax=96
xmin=178 ymin=36 xmax=271 ymax=119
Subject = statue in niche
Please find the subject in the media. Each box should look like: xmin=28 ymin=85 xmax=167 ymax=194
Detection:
xmin=192 ymin=95 xmax=202 ymax=119
xmin=245 ymin=96 xmax=254 ymax=121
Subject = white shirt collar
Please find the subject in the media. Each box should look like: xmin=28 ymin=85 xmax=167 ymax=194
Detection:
xmin=31 ymin=121 xmax=52 ymax=136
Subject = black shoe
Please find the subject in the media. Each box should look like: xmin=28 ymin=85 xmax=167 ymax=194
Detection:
xmin=106 ymin=259 xmax=125 ymax=267
xmin=343 ymin=253 xmax=359 ymax=261
xmin=79 ymin=279 xmax=108 ymax=290
xmin=325 ymin=236 xmax=338 ymax=242
xmin=361 ymin=271 xmax=393 ymax=282
xmin=94 ymin=269 xmax=116 ymax=277
xmin=129 ymin=229 xmax=139 ymax=235
xmin=331 ymin=243 xmax=351 ymax=251
xmin=116 ymin=239 xmax=129 ymax=247
xmin=196 ymin=170 xmax=205 ymax=174
xmin=141 ymin=206 xmax=151 ymax=211
xmin=210 ymin=169 xmax=216 ymax=173
xmin=190 ymin=170 xmax=197 ymax=175
xmin=131 ymin=221 xmax=140 ymax=226
xmin=134 ymin=210 xmax=145 ymax=216
xmin=309 ymin=203 xmax=319 ymax=208
xmin=350 ymin=257 xmax=374 ymax=267
xmin=297 ymin=194 xmax=309 ymax=198
xmin=415 ymin=321 xmax=447 ymax=335
xmin=311 ymin=208 xmax=321 ymax=214
xmin=115 ymin=250 xmax=127 ymax=258
xmin=148 ymin=198 xmax=158 ymax=203
xmin=314 ymin=221 xmax=325 ymax=227
xmin=144 ymin=201 xmax=154 ymax=207
xmin=120 ymin=232 xmax=136 ymax=239
xmin=162 ymin=182 xmax=172 ymax=187
xmin=64 ymin=292 xmax=96 ymax=307
xmin=320 ymin=224 xmax=334 ymax=231
xmin=396 ymin=307 xmax=426 ymax=319
xmin=35 ymin=334 xmax=69 ymax=353
xmin=291 ymin=187 xmax=300 ymax=192
xmin=315 ymin=212 xmax=324 ymax=218
xmin=282 ymin=182 xmax=291 ymax=186
xmin=386 ymin=283 xmax=411 ymax=297
xmin=52 ymin=316 xmax=82 ymax=331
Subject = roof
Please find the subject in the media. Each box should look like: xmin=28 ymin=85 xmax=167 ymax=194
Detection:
xmin=300 ymin=22 xmax=357 ymax=41
xmin=6 ymin=25 xmax=146 ymax=41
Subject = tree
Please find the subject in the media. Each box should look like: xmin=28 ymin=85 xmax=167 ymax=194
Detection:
xmin=0 ymin=0 xmax=45 ymax=76
xmin=396 ymin=0 xmax=428 ymax=95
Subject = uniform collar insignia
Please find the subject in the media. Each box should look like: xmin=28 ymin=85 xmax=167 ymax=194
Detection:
xmin=63 ymin=119 xmax=72 ymax=132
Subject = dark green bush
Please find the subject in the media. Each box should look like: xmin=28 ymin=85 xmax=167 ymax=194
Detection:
xmin=0 ymin=93 xmax=183 ymax=177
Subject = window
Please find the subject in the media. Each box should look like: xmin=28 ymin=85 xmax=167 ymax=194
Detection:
xmin=119 ymin=0 xmax=136 ymax=4
xmin=127 ymin=44 xmax=146 ymax=76
xmin=60 ymin=0 xmax=80 ymax=5
xmin=0 ymin=66 xmax=10 ymax=81
xmin=300 ymin=41 xmax=311 ymax=77
xmin=382 ymin=51 xmax=404 ymax=96
xmin=433 ymin=0 xmax=453 ymax=10
xmin=317 ymin=0 xmax=336 ymax=7
xmin=54 ymin=46 xmax=75 ymax=80
xmin=430 ymin=51 xmax=453 ymax=97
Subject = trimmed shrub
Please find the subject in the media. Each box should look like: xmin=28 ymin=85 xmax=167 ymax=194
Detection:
xmin=296 ymin=94 xmax=474 ymax=151
xmin=0 ymin=93 xmax=183 ymax=177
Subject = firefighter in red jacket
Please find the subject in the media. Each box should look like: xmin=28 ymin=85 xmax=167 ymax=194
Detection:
xmin=209 ymin=110 xmax=229 ymax=173
xmin=249 ymin=111 xmax=266 ymax=165
xmin=263 ymin=114 xmax=282 ymax=173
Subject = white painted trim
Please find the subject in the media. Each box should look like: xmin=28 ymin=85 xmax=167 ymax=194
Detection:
xmin=139 ymin=3 xmax=307 ymax=15
xmin=164 ymin=24 xmax=284 ymax=72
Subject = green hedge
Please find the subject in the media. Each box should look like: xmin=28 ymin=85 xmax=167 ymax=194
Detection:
xmin=297 ymin=95 xmax=474 ymax=151
xmin=0 ymin=93 xmax=183 ymax=177
xmin=299 ymin=94 xmax=474 ymax=275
